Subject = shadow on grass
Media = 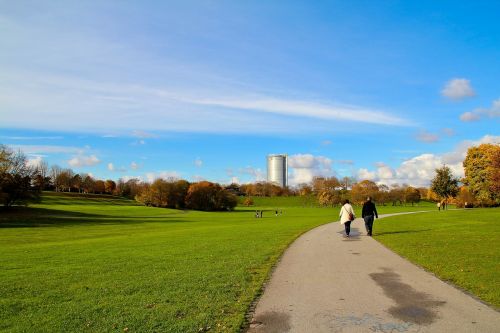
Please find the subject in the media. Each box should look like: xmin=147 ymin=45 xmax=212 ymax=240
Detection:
xmin=375 ymin=229 xmax=431 ymax=236
xmin=0 ymin=207 xmax=188 ymax=228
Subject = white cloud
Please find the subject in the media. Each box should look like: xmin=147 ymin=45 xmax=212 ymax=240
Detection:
xmin=68 ymin=154 xmax=100 ymax=168
xmin=357 ymin=135 xmax=500 ymax=187
xmin=198 ymin=97 xmax=410 ymax=126
xmin=107 ymin=163 xmax=126 ymax=172
xmin=194 ymin=158 xmax=203 ymax=168
xmin=191 ymin=175 xmax=205 ymax=182
xmin=321 ymin=140 xmax=333 ymax=146
xmin=26 ymin=156 xmax=43 ymax=168
xmin=230 ymin=176 xmax=240 ymax=184
xmin=0 ymin=136 xmax=63 ymax=140
xmin=145 ymin=171 xmax=181 ymax=182
xmin=441 ymin=78 xmax=475 ymax=100
xmin=130 ymin=161 xmax=140 ymax=170
xmin=460 ymin=112 xmax=481 ymax=122
xmin=239 ymin=166 xmax=266 ymax=182
xmin=460 ymin=98 xmax=500 ymax=122
xmin=288 ymin=154 xmax=334 ymax=186
xmin=416 ymin=130 xmax=440 ymax=143
xmin=132 ymin=130 xmax=158 ymax=138
xmin=442 ymin=128 xmax=455 ymax=137
xmin=1 ymin=69 xmax=412 ymax=135
xmin=8 ymin=144 xmax=83 ymax=154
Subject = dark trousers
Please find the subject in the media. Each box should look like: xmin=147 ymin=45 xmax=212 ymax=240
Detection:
xmin=344 ymin=221 xmax=351 ymax=235
xmin=364 ymin=215 xmax=374 ymax=235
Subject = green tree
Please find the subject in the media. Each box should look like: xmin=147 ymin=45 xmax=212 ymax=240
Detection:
xmin=430 ymin=166 xmax=459 ymax=203
xmin=463 ymin=143 xmax=500 ymax=205
xmin=0 ymin=145 xmax=40 ymax=207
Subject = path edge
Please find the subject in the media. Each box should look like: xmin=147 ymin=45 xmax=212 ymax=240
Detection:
xmin=239 ymin=221 xmax=335 ymax=332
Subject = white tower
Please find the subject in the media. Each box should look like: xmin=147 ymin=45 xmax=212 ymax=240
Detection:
xmin=267 ymin=154 xmax=288 ymax=187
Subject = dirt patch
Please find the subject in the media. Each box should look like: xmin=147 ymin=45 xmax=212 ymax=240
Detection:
xmin=247 ymin=311 xmax=291 ymax=333
xmin=370 ymin=267 xmax=445 ymax=325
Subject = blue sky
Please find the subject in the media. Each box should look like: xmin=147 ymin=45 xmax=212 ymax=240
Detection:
xmin=1 ymin=1 xmax=499 ymax=186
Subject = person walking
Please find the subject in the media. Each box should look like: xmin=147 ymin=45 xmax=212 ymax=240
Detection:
xmin=437 ymin=202 xmax=441 ymax=211
xmin=362 ymin=196 xmax=378 ymax=236
xmin=339 ymin=199 xmax=355 ymax=237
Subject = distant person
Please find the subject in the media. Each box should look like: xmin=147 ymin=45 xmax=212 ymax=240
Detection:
xmin=260 ymin=210 xmax=263 ymax=218
xmin=362 ymin=196 xmax=378 ymax=236
xmin=437 ymin=202 xmax=441 ymax=211
xmin=275 ymin=209 xmax=278 ymax=216
xmin=339 ymin=199 xmax=355 ymax=238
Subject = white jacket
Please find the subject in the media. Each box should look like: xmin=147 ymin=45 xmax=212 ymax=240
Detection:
xmin=339 ymin=203 xmax=355 ymax=224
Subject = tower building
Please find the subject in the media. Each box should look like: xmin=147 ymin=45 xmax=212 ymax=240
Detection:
xmin=267 ymin=154 xmax=288 ymax=187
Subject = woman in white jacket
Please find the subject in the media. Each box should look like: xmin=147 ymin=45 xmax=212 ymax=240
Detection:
xmin=339 ymin=199 xmax=355 ymax=237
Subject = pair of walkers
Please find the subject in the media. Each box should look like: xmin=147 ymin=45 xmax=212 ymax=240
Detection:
xmin=339 ymin=197 xmax=378 ymax=237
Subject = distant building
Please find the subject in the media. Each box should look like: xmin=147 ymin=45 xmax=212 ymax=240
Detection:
xmin=267 ymin=154 xmax=288 ymax=187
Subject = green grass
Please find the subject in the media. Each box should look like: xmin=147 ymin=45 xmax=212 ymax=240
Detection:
xmin=0 ymin=193 xmax=338 ymax=333
xmin=0 ymin=193 xmax=462 ymax=332
xmin=374 ymin=208 xmax=500 ymax=308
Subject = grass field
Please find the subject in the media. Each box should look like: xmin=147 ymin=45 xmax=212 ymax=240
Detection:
xmin=1 ymin=193 xmax=338 ymax=333
xmin=0 ymin=193 xmax=467 ymax=332
xmin=375 ymin=208 xmax=500 ymax=308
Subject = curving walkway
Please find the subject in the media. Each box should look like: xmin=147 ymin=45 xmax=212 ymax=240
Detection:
xmin=247 ymin=212 xmax=500 ymax=333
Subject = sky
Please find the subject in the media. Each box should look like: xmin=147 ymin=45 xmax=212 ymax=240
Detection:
xmin=1 ymin=0 xmax=499 ymax=187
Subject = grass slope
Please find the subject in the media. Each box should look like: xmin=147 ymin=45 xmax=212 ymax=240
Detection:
xmin=1 ymin=193 xmax=337 ymax=333
xmin=0 ymin=193 xmax=447 ymax=332
xmin=374 ymin=208 xmax=500 ymax=308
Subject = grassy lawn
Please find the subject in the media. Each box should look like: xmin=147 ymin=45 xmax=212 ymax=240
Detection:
xmin=0 ymin=193 xmax=448 ymax=332
xmin=374 ymin=208 xmax=500 ymax=308
xmin=0 ymin=193 xmax=339 ymax=333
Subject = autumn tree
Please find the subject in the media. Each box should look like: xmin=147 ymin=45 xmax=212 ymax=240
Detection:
xmin=242 ymin=197 xmax=254 ymax=206
xmin=72 ymin=174 xmax=82 ymax=193
xmin=185 ymin=181 xmax=237 ymax=211
xmin=351 ymin=180 xmax=379 ymax=204
xmin=463 ymin=143 xmax=500 ymax=205
xmin=104 ymin=180 xmax=116 ymax=194
xmin=94 ymin=180 xmax=106 ymax=194
xmin=455 ymin=186 xmax=475 ymax=208
xmin=430 ymin=166 xmax=459 ymax=203
xmin=404 ymin=186 xmax=421 ymax=206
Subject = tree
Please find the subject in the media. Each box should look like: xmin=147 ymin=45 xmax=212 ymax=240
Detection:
xmin=72 ymin=174 xmax=83 ymax=193
xmin=455 ymin=186 xmax=475 ymax=208
xmin=185 ymin=181 xmax=237 ymax=211
xmin=82 ymin=174 xmax=95 ymax=193
xmin=242 ymin=197 xmax=254 ymax=206
xmin=430 ymin=166 xmax=459 ymax=203
xmin=50 ymin=165 xmax=63 ymax=191
xmin=404 ymin=186 xmax=421 ymax=206
xmin=0 ymin=145 xmax=40 ymax=207
xmin=104 ymin=180 xmax=116 ymax=194
xmin=94 ymin=180 xmax=106 ymax=194
xmin=463 ymin=143 xmax=500 ymax=205
xmin=351 ymin=180 xmax=379 ymax=204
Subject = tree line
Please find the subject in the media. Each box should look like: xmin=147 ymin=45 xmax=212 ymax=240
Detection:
xmin=1 ymin=142 xmax=498 ymax=209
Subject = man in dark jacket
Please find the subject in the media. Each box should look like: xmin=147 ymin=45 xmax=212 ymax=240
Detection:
xmin=362 ymin=197 xmax=378 ymax=236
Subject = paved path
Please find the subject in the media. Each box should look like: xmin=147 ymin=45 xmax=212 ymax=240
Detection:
xmin=247 ymin=212 xmax=500 ymax=333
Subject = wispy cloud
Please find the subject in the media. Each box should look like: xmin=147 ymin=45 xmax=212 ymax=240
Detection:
xmin=0 ymin=136 xmax=63 ymax=140
xmin=8 ymin=144 xmax=83 ymax=154
xmin=460 ymin=98 xmax=500 ymax=122
xmin=196 ymin=97 xmax=410 ymax=126
xmin=415 ymin=130 xmax=440 ymax=143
